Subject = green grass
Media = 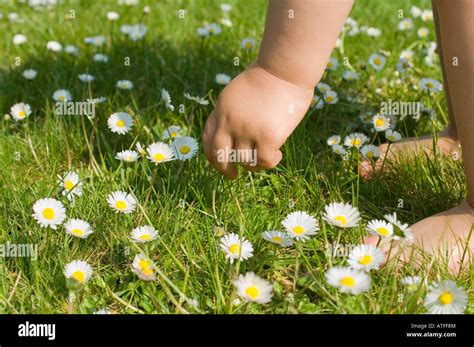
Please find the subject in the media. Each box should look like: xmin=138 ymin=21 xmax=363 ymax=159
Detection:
xmin=0 ymin=0 xmax=472 ymax=314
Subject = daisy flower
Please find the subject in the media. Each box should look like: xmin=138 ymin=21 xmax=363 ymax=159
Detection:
xmin=132 ymin=254 xmax=156 ymax=281
xmin=241 ymin=38 xmax=256 ymax=50
xmin=53 ymin=89 xmax=72 ymax=103
xmin=384 ymin=213 xmax=414 ymax=242
xmin=385 ymin=129 xmax=402 ymax=142
xmin=215 ymin=73 xmax=231 ymax=85
xmin=417 ymin=27 xmax=430 ymax=39
xmin=421 ymin=10 xmax=433 ymax=22
xmin=332 ymin=144 xmax=347 ymax=156
xmin=47 ymin=40 xmax=62 ymax=52
xmin=327 ymin=135 xmax=341 ymax=146
xmin=205 ymin=23 xmax=221 ymax=35
xmin=84 ymin=35 xmax=106 ymax=46
xmin=366 ymin=27 xmax=381 ymax=37
xmin=366 ymin=219 xmax=393 ymax=238
xmin=64 ymin=260 xmax=93 ymax=285
xmin=326 ymin=57 xmax=338 ymax=70
xmin=398 ymin=18 xmax=414 ymax=31
xmin=196 ymin=27 xmax=210 ymax=37
xmin=233 ymin=272 xmax=273 ymax=304
xmin=161 ymin=88 xmax=175 ymax=111
xmin=360 ymin=144 xmax=381 ymax=160
xmin=78 ymin=74 xmax=94 ymax=83
xmin=342 ymin=70 xmax=359 ymax=81
xmin=262 ymin=230 xmax=294 ymax=247
xmin=93 ymin=53 xmax=109 ymax=63
xmin=32 ymin=198 xmax=66 ymax=229
xmin=311 ymin=95 xmax=324 ymax=109
xmin=106 ymin=11 xmax=119 ymax=21
xmin=146 ymin=142 xmax=175 ymax=164
xmin=316 ymin=82 xmax=332 ymax=94
xmin=58 ymin=171 xmax=83 ymax=200
xmin=107 ymin=191 xmax=137 ymax=214
xmin=184 ymin=93 xmax=209 ymax=105
xmin=410 ymin=6 xmax=422 ymax=17
xmin=281 ymin=211 xmax=319 ymax=241
xmin=323 ymin=202 xmax=360 ymax=228
xmin=115 ymin=150 xmax=139 ymax=162
xmin=326 ymin=267 xmax=370 ymax=295
xmin=401 ymin=276 xmax=422 ymax=289
xmin=220 ymin=233 xmax=254 ymax=264
xmin=136 ymin=142 xmax=146 ymax=156
xmin=64 ymin=218 xmax=94 ymax=239
xmin=128 ymin=24 xmax=148 ymax=41
xmin=131 ymin=225 xmax=158 ymax=243
xmin=220 ymin=3 xmax=232 ymax=12
xmin=344 ymin=132 xmax=368 ymax=149
xmin=22 ymin=69 xmax=37 ymax=80
xmin=10 ymin=102 xmax=32 ymax=121
xmin=348 ymin=244 xmax=385 ymax=271
xmin=116 ymin=80 xmax=133 ymax=90
xmin=64 ymin=45 xmax=79 ymax=55
xmin=372 ymin=114 xmax=391 ymax=132
xmin=172 ymin=136 xmax=198 ymax=161
xmin=12 ymin=34 xmax=27 ymax=45
xmin=162 ymin=125 xmax=182 ymax=140
xmin=324 ymin=90 xmax=338 ymax=104
xmin=368 ymin=53 xmax=386 ymax=71
xmin=93 ymin=309 xmax=112 ymax=314
xmin=419 ymin=78 xmax=442 ymax=93
xmin=107 ymin=112 xmax=133 ymax=134
xmin=424 ymin=280 xmax=467 ymax=314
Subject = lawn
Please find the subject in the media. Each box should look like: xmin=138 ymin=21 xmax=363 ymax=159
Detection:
xmin=0 ymin=0 xmax=471 ymax=314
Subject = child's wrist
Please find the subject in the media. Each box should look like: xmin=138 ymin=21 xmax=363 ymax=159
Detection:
xmin=253 ymin=59 xmax=316 ymax=91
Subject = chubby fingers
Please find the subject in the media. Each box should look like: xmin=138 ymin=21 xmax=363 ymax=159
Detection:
xmin=211 ymin=127 xmax=238 ymax=179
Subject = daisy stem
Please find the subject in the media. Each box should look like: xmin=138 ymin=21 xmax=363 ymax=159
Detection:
xmin=67 ymin=291 xmax=75 ymax=314
xmin=143 ymin=168 xmax=158 ymax=210
xmin=379 ymin=142 xmax=392 ymax=174
xmin=293 ymin=245 xmax=300 ymax=293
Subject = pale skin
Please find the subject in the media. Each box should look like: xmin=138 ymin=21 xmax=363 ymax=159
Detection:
xmin=202 ymin=0 xmax=474 ymax=273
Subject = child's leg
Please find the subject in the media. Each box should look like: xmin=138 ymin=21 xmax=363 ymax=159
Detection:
xmin=366 ymin=0 xmax=474 ymax=272
xmin=360 ymin=1 xmax=464 ymax=179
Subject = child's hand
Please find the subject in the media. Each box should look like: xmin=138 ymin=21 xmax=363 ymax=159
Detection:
xmin=202 ymin=61 xmax=314 ymax=179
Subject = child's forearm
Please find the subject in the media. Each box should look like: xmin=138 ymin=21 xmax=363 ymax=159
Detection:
xmin=258 ymin=0 xmax=354 ymax=90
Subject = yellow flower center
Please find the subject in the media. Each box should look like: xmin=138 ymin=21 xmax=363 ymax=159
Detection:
xmin=71 ymin=270 xmax=85 ymax=283
xmin=292 ymin=226 xmax=304 ymax=235
xmin=229 ymin=244 xmax=240 ymax=255
xmin=245 ymin=42 xmax=253 ymax=49
xmin=271 ymin=236 xmax=283 ymax=243
xmin=71 ymin=228 xmax=84 ymax=236
xmin=59 ymin=95 xmax=65 ymax=101
xmin=18 ymin=111 xmax=26 ymax=118
xmin=366 ymin=151 xmax=373 ymax=159
xmin=426 ymin=82 xmax=433 ymax=88
xmin=65 ymin=180 xmax=74 ymax=190
xmin=180 ymin=145 xmax=191 ymax=154
xmin=334 ymin=215 xmax=347 ymax=226
xmin=139 ymin=234 xmax=151 ymax=241
xmin=115 ymin=200 xmax=127 ymax=210
xmin=359 ymin=255 xmax=373 ymax=265
xmin=170 ymin=131 xmax=177 ymax=138
xmin=127 ymin=156 xmax=132 ymax=161
xmin=340 ymin=276 xmax=355 ymax=287
xmin=42 ymin=208 xmax=55 ymax=220
xmin=375 ymin=118 xmax=384 ymax=127
xmin=326 ymin=96 xmax=334 ymax=102
xmin=139 ymin=259 xmax=153 ymax=276
xmin=153 ymin=153 xmax=165 ymax=162
xmin=374 ymin=58 xmax=381 ymax=65
xmin=377 ymin=227 xmax=389 ymax=236
xmin=245 ymin=286 xmax=259 ymax=299
xmin=387 ymin=136 xmax=396 ymax=141
xmin=352 ymin=138 xmax=362 ymax=146
xmin=438 ymin=291 xmax=453 ymax=305
xmin=116 ymin=120 xmax=125 ymax=127
xmin=327 ymin=62 xmax=333 ymax=68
